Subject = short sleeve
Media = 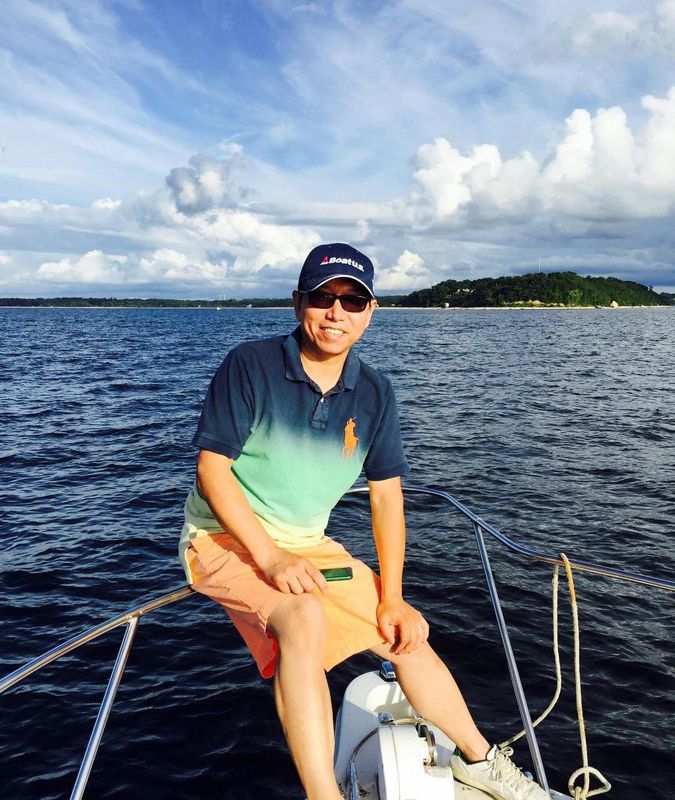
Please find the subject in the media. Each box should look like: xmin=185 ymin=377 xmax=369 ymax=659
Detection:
xmin=192 ymin=347 xmax=255 ymax=459
xmin=363 ymin=383 xmax=409 ymax=481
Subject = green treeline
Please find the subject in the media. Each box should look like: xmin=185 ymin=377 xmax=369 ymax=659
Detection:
xmin=0 ymin=297 xmax=294 ymax=308
xmin=401 ymin=271 xmax=670 ymax=307
xmin=0 ymin=272 xmax=671 ymax=308
xmin=0 ymin=294 xmax=405 ymax=308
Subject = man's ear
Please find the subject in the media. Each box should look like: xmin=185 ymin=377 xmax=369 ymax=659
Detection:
xmin=292 ymin=290 xmax=302 ymax=321
xmin=362 ymin=299 xmax=376 ymax=330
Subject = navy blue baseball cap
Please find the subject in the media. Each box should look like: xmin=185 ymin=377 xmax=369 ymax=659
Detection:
xmin=298 ymin=243 xmax=375 ymax=298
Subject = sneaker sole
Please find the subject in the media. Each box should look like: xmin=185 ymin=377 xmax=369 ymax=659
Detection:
xmin=454 ymin=780 xmax=500 ymax=798
xmin=453 ymin=775 xmax=508 ymax=800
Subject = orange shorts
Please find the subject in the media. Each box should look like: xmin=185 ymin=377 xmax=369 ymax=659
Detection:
xmin=186 ymin=533 xmax=387 ymax=678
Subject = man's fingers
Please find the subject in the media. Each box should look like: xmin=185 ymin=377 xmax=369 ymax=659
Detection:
xmin=414 ymin=620 xmax=429 ymax=649
xmin=297 ymin=569 xmax=319 ymax=594
xmin=307 ymin=564 xmax=328 ymax=593
xmin=396 ymin=635 xmax=417 ymax=655
xmin=275 ymin=560 xmax=324 ymax=595
xmin=378 ymin=615 xmax=396 ymax=644
xmin=391 ymin=617 xmax=428 ymax=655
xmin=287 ymin=575 xmax=305 ymax=595
xmin=409 ymin=618 xmax=427 ymax=650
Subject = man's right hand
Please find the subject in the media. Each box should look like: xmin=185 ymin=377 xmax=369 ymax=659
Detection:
xmin=196 ymin=450 xmax=328 ymax=595
xmin=259 ymin=548 xmax=328 ymax=595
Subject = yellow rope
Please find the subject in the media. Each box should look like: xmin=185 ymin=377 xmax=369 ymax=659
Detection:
xmin=560 ymin=553 xmax=611 ymax=800
xmin=499 ymin=554 xmax=611 ymax=798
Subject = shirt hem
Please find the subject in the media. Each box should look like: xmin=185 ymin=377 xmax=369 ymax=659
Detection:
xmin=192 ymin=434 xmax=242 ymax=459
xmin=363 ymin=464 xmax=409 ymax=481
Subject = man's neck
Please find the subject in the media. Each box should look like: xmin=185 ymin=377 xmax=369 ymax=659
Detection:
xmin=300 ymin=350 xmax=348 ymax=394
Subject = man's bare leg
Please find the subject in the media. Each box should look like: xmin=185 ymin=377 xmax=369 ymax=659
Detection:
xmin=370 ymin=641 xmax=490 ymax=761
xmin=268 ymin=594 xmax=342 ymax=800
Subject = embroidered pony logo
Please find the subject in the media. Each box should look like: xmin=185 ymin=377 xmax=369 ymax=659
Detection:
xmin=342 ymin=418 xmax=358 ymax=459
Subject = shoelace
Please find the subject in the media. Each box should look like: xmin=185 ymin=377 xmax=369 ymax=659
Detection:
xmin=491 ymin=747 xmax=535 ymax=794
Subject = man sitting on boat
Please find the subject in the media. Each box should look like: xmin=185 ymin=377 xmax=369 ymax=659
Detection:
xmin=179 ymin=242 xmax=549 ymax=800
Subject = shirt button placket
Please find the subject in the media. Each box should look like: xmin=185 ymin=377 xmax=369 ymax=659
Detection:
xmin=310 ymin=393 xmax=329 ymax=428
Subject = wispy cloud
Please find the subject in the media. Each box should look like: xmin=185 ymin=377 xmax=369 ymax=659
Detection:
xmin=0 ymin=0 xmax=204 ymax=201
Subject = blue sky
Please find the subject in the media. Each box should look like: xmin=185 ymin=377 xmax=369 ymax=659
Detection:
xmin=2 ymin=0 xmax=675 ymax=298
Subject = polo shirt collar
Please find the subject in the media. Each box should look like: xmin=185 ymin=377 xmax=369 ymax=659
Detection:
xmin=283 ymin=327 xmax=359 ymax=391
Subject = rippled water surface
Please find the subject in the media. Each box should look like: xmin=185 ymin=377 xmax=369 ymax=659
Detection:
xmin=1 ymin=306 xmax=674 ymax=799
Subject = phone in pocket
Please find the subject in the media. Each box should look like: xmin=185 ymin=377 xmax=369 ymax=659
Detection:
xmin=320 ymin=567 xmax=353 ymax=581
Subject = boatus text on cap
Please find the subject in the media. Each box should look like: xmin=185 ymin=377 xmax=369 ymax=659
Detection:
xmin=320 ymin=255 xmax=365 ymax=273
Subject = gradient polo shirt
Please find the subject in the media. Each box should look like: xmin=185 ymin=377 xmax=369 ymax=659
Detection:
xmin=180 ymin=327 xmax=408 ymax=563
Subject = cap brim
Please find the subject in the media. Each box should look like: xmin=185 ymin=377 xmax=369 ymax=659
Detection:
xmin=310 ymin=274 xmax=375 ymax=298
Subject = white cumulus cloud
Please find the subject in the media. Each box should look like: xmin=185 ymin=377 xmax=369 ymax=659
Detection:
xmin=542 ymin=88 xmax=675 ymax=218
xmin=377 ymin=250 xmax=430 ymax=292
xmin=36 ymin=248 xmax=228 ymax=287
xmin=409 ymin=85 xmax=675 ymax=227
xmin=136 ymin=249 xmax=225 ymax=283
xmin=38 ymin=250 xmax=129 ymax=283
xmin=185 ymin=209 xmax=320 ymax=273
xmin=410 ymin=138 xmax=539 ymax=225
xmin=165 ymin=146 xmax=250 ymax=215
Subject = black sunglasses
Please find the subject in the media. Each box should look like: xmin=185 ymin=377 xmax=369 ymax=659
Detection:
xmin=302 ymin=290 xmax=371 ymax=313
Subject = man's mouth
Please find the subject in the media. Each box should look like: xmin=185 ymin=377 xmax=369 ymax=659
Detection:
xmin=322 ymin=327 xmax=345 ymax=337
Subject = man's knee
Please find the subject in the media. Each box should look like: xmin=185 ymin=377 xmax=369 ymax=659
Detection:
xmin=268 ymin=593 xmax=327 ymax=645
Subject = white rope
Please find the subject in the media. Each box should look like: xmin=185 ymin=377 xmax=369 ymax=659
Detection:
xmin=499 ymin=554 xmax=611 ymax=799
xmin=499 ymin=566 xmax=562 ymax=749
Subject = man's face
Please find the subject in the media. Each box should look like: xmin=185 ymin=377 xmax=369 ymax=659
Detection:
xmin=293 ymin=277 xmax=376 ymax=361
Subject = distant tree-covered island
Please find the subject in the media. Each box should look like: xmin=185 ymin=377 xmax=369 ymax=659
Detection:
xmin=401 ymin=271 xmax=670 ymax=308
xmin=1 ymin=271 xmax=672 ymax=308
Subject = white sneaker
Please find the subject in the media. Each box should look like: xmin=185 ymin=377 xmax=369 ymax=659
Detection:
xmin=450 ymin=745 xmax=550 ymax=800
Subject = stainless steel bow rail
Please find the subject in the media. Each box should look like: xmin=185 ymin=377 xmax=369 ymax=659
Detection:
xmin=0 ymin=585 xmax=195 ymax=799
xmin=2 ymin=485 xmax=673 ymax=799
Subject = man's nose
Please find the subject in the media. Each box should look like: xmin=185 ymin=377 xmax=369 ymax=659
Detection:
xmin=326 ymin=297 xmax=344 ymax=318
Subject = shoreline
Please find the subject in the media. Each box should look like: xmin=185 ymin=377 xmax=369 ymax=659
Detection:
xmin=382 ymin=304 xmax=673 ymax=310
xmin=1 ymin=304 xmax=671 ymax=311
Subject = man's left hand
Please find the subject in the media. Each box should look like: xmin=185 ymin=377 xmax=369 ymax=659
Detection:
xmin=377 ymin=598 xmax=429 ymax=656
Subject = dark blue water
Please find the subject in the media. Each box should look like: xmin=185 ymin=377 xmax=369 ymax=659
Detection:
xmin=1 ymin=307 xmax=674 ymax=799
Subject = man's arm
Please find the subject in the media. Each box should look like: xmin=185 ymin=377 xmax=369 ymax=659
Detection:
xmin=369 ymin=476 xmax=429 ymax=655
xmin=197 ymin=449 xmax=327 ymax=595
